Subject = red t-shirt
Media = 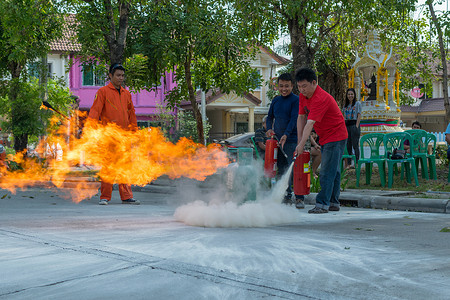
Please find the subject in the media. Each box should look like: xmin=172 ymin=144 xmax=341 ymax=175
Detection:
xmin=299 ymin=85 xmax=347 ymax=145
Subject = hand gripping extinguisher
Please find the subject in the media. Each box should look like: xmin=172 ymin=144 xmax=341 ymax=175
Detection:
xmin=264 ymin=135 xmax=278 ymax=178
xmin=293 ymin=151 xmax=311 ymax=195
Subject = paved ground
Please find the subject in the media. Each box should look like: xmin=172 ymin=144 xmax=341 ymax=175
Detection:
xmin=1 ymin=187 xmax=449 ymax=300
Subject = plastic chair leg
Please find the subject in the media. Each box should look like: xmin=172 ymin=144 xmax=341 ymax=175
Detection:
xmin=428 ymin=158 xmax=437 ymax=180
xmin=366 ymin=163 xmax=372 ymax=185
xmin=356 ymin=163 xmax=361 ymax=187
xmin=387 ymin=163 xmax=394 ymax=188
xmin=377 ymin=162 xmax=386 ymax=187
xmin=411 ymin=161 xmax=419 ymax=186
xmin=415 ymin=157 xmax=429 ymax=179
xmin=404 ymin=162 xmax=411 ymax=183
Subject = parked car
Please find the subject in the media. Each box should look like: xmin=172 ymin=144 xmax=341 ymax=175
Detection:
xmin=216 ymin=132 xmax=258 ymax=160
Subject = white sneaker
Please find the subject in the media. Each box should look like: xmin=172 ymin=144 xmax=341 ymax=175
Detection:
xmin=99 ymin=199 xmax=108 ymax=205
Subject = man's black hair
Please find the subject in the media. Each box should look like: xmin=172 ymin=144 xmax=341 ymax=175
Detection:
xmin=295 ymin=68 xmax=317 ymax=83
xmin=412 ymin=121 xmax=422 ymax=128
xmin=109 ymin=63 xmax=125 ymax=75
xmin=277 ymin=73 xmax=293 ymax=83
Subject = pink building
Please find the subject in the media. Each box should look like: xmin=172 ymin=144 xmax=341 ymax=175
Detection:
xmin=47 ymin=16 xmax=174 ymax=127
xmin=68 ymin=56 xmax=176 ymax=127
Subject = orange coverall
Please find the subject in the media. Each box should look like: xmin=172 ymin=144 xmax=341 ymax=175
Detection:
xmin=89 ymin=82 xmax=138 ymax=201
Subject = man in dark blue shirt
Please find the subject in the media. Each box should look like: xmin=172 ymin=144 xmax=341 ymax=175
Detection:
xmin=266 ymin=73 xmax=304 ymax=208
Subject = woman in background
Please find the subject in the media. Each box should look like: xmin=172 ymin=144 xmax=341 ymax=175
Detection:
xmin=342 ymin=88 xmax=361 ymax=169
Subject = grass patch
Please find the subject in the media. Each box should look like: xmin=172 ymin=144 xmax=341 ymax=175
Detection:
xmin=440 ymin=227 xmax=450 ymax=232
xmin=345 ymin=164 xmax=450 ymax=192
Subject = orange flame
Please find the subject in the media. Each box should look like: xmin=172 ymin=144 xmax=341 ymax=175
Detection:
xmin=0 ymin=113 xmax=229 ymax=203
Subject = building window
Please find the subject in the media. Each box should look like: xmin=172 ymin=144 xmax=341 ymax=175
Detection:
xmin=82 ymin=65 xmax=106 ymax=86
xmin=236 ymin=122 xmax=248 ymax=134
xmin=137 ymin=120 xmax=162 ymax=128
xmin=28 ymin=62 xmax=53 ymax=79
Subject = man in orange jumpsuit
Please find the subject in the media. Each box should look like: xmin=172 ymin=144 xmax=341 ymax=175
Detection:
xmin=89 ymin=63 xmax=140 ymax=205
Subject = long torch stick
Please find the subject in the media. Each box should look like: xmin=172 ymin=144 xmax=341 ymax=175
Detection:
xmin=42 ymin=101 xmax=70 ymax=120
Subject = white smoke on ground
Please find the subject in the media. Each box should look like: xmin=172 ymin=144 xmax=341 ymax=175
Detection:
xmin=174 ymin=163 xmax=300 ymax=227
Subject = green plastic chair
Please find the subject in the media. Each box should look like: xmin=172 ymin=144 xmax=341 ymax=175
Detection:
xmin=383 ymin=132 xmax=419 ymax=188
xmin=425 ymin=133 xmax=437 ymax=180
xmin=356 ymin=133 xmax=386 ymax=187
xmin=405 ymin=129 xmax=429 ymax=179
xmin=340 ymin=146 xmax=356 ymax=173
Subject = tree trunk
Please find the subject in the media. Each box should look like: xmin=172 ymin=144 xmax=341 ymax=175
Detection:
xmin=287 ymin=17 xmax=315 ymax=94
xmin=428 ymin=1 xmax=449 ymax=124
xmin=288 ymin=17 xmax=315 ymax=72
xmin=103 ymin=0 xmax=129 ymax=64
xmin=184 ymin=46 xmax=204 ymax=143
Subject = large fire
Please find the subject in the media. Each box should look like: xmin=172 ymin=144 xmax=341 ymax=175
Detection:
xmin=0 ymin=112 xmax=229 ymax=203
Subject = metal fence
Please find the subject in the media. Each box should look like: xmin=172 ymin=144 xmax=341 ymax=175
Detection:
xmin=430 ymin=132 xmax=446 ymax=143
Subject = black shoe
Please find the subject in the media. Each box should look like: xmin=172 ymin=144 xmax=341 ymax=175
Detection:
xmin=282 ymin=197 xmax=293 ymax=205
xmin=122 ymin=198 xmax=140 ymax=205
xmin=295 ymin=199 xmax=305 ymax=209
xmin=282 ymin=192 xmax=294 ymax=205
xmin=329 ymin=206 xmax=340 ymax=211
xmin=308 ymin=207 xmax=328 ymax=214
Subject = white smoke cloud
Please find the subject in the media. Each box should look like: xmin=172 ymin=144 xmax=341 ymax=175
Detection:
xmin=174 ymin=163 xmax=301 ymax=228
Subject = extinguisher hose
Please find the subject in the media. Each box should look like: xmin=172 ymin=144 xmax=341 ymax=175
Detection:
xmin=272 ymin=135 xmax=288 ymax=159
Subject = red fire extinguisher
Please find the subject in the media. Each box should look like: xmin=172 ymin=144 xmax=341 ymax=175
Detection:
xmin=264 ymin=136 xmax=278 ymax=178
xmin=293 ymin=151 xmax=311 ymax=195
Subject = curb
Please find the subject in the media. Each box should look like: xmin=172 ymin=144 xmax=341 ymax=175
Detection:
xmin=307 ymin=192 xmax=449 ymax=213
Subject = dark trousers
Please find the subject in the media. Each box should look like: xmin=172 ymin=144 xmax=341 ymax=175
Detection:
xmin=346 ymin=124 xmax=360 ymax=164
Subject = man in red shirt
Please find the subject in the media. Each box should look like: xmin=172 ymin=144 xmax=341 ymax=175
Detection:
xmin=294 ymin=68 xmax=348 ymax=214
xmin=89 ymin=63 xmax=139 ymax=205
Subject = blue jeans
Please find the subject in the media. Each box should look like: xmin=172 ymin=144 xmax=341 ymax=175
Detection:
xmin=315 ymin=139 xmax=347 ymax=209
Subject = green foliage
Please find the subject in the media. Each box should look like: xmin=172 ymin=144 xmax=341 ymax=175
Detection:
xmin=310 ymin=173 xmax=321 ymax=193
xmin=152 ymin=103 xmax=177 ymax=141
xmin=340 ymin=168 xmax=349 ymax=191
xmin=436 ymin=144 xmax=449 ymax=165
xmin=138 ymin=0 xmax=261 ymax=109
xmin=123 ymin=54 xmax=153 ymax=93
xmin=232 ymin=0 xmax=418 ymax=102
xmin=0 ymin=79 xmax=74 ymax=140
xmin=264 ymin=78 xmax=279 ymax=105
xmin=0 ymin=0 xmax=62 ymax=76
xmin=176 ymin=111 xmax=212 ymax=144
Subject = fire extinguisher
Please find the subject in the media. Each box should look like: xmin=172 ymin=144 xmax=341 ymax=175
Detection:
xmin=264 ymin=136 xmax=278 ymax=178
xmin=293 ymin=151 xmax=311 ymax=195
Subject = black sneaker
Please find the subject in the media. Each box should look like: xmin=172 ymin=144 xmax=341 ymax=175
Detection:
xmin=329 ymin=206 xmax=340 ymax=211
xmin=282 ymin=192 xmax=293 ymax=205
xmin=282 ymin=197 xmax=293 ymax=205
xmin=308 ymin=207 xmax=328 ymax=214
xmin=295 ymin=199 xmax=305 ymax=209
xmin=122 ymin=198 xmax=140 ymax=205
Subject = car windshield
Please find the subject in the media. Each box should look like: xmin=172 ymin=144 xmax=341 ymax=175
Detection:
xmin=226 ymin=133 xmax=248 ymax=142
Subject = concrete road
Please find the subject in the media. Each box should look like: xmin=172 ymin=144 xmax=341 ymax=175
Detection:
xmin=1 ymin=188 xmax=449 ymax=300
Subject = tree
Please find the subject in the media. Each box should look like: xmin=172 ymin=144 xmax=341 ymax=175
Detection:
xmin=67 ymin=0 xmax=132 ymax=65
xmin=0 ymin=78 xmax=74 ymax=151
xmin=138 ymin=0 xmax=260 ymax=143
xmin=0 ymin=0 xmax=63 ymax=153
xmin=232 ymin=0 xmax=417 ymax=100
xmin=427 ymin=0 xmax=449 ymax=123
